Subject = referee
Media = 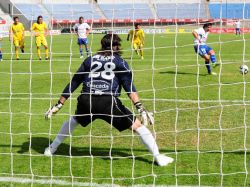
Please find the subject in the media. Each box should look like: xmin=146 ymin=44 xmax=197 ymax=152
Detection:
xmin=45 ymin=34 xmax=173 ymax=166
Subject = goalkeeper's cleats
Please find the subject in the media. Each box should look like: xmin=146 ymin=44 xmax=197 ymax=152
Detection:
xmin=44 ymin=146 xmax=57 ymax=156
xmin=39 ymin=57 xmax=42 ymax=60
xmin=45 ymin=57 xmax=49 ymax=60
xmin=155 ymin=154 xmax=174 ymax=166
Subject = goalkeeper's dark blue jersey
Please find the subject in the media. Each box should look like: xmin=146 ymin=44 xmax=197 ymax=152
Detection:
xmin=62 ymin=54 xmax=136 ymax=99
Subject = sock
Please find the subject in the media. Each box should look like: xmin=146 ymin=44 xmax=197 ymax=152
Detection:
xmin=0 ymin=51 xmax=3 ymax=59
xmin=37 ymin=48 xmax=41 ymax=58
xmin=15 ymin=48 xmax=19 ymax=58
xmin=140 ymin=49 xmax=144 ymax=57
xmin=210 ymin=54 xmax=216 ymax=64
xmin=80 ymin=48 xmax=83 ymax=56
xmin=50 ymin=116 xmax=78 ymax=150
xmin=45 ymin=48 xmax=49 ymax=58
xmin=135 ymin=126 xmax=160 ymax=157
xmin=205 ymin=61 xmax=211 ymax=74
xmin=85 ymin=47 xmax=89 ymax=56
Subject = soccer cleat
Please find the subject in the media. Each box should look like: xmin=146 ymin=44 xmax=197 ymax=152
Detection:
xmin=44 ymin=146 xmax=57 ymax=156
xmin=80 ymin=55 xmax=84 ymax=59
xmin=45 ymin=57 xmax=49 ymax=60
xmin=212 ymin=62 xmax=221 ymax=68
xmin=39 ymin=57 xmax=42 ymax=60
xmin=209 ymin=72 xmax=217 ymax=76
xmin=155 ymin=154 xmax=174 ymax=166
xmin=16 ymin=58 xmax=19 ymax=60
xmin=21 ymin=49 xmax=24 ymax=53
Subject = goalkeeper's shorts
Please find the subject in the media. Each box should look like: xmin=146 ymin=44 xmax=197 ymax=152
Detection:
xmin=75 ymin=94 xmax=135 ymax=131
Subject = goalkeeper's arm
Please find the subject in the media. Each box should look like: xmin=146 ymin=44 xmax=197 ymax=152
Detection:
xmin=45 ymin=63 xmax=85 ymax=119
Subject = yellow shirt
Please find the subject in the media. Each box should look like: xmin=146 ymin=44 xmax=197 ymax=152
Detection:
xmin=129 ymin=29 xmax=145 ymax=42
xmin=11 ymin=23 xmax=24 ymax=39
xmin=31 ymin=22 xmax=47 ymax=37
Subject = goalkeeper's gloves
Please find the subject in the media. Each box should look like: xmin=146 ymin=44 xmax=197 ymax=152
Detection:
xmin=134 ymin=102 xmax=154 ymax=126
xmin=45 ymin=100 xmax=63 ymax=120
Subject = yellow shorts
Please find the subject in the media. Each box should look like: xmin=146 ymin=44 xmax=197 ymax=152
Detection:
xmin=35 ymin=36 xmax=48 ymax=47
xmin=13 ymin=38 xmax=24 ymax=47
xmin=133 ymin=40 xmax=143 ymax=49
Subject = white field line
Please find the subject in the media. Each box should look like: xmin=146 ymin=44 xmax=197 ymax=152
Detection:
xmin=0 ymin=176 xmax=211 ymax=187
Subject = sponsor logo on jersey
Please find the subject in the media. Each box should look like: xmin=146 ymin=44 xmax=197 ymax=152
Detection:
xmin=86 ymin=80 xmax=110 ymax=92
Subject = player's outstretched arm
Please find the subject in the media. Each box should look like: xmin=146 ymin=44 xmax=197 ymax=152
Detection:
xmin=129 ymin=92 xmax=154 ymax=126
xmin=45 ymin=62 xmax=85 ymax=119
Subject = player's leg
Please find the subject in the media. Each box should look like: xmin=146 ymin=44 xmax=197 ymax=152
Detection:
xmin=36 ymin=37 xmax=42 ymax=60
xmin=83 ymin=38 xmax=89 ymax=56
xmin=44 ymin=116 xmax=79 ymax=156
xmin=207 ymin=48 xmax=219 ymax=68
xmin=78 ymin=38 xmax=84 ymax=58
xmin=133 ymin=42 xmax=139 ymax=56
xmin=20 ymin=38 xmax=25 ymax=53
xmin=131 ymin=120 xmax=174 ymax=166
xmin=138 ymin=42 xmax=144 ymax=60
xmin=41 ymin=37 xmax=49 ymax=60
xmin=44 ymin=94 xmax=92 ymax=156
xmin=110 ymin=97 xmax=174 ymax=166
xmin=14 ymin=39 xmax=20 ymax=60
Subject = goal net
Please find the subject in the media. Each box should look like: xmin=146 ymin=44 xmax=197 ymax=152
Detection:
xmin=0 ymin=0 xmax=250 ymax=186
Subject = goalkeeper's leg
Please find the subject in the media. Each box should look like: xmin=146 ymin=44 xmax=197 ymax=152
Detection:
xmin=132 ymin=119 xmax=174 ymax=166
xmin=44 ymin=116 xmax=79 ymax=156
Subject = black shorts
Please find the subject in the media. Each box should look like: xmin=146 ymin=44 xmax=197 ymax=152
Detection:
xmin=75 ymin=94 xmax=135 ymax=131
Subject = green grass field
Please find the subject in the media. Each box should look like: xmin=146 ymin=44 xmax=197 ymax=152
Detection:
xmin=0 ymin=32 xmax=250 ymax=186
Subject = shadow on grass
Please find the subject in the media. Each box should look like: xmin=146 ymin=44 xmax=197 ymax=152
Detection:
xmin=159 ymin=70 xmax=207 ymax=76
xmin=17 ymin=137 xmax=154 ymax=164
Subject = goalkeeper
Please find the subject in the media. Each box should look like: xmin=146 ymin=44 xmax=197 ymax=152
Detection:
xmin=44 ymin=34 xmax=173 ymax=166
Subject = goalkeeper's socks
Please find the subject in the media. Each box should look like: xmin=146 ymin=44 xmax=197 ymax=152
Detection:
xmin=210 ymin=54 xmax=216 ymax=64
xmin=0 ymin=52 xmax=2 ymax=60
xmin=50 ymin=116 xmax=78 ymax=150
xmin=205 ymin=61 xmax=211 ymax=74
xmin=136 ymin=126 xmax=160 ymax=157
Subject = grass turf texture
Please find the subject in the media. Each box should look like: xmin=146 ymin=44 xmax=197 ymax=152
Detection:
xmin=0 ymin=33 xmax=250 ymax=186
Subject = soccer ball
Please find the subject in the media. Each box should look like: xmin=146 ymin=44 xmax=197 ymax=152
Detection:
xmin=240 ymin=65 xmax=249 ymax=74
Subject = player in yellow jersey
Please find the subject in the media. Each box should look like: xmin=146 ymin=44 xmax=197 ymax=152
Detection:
xmin=31 ymin=15 xmax=49 ymax=60
xmin=9 ymin=16 xmax=25 ymax=60
xmin=127 ymin=23 xmax=145 ymax=60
